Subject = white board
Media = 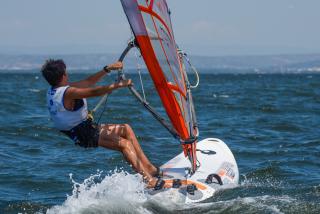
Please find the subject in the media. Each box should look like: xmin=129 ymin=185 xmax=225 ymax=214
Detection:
xmin=149 ymin=138 xmax=239 ymax=203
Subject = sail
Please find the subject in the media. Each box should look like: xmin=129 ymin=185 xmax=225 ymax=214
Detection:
xmin=120 ymin=0 xmax=195 ymax=142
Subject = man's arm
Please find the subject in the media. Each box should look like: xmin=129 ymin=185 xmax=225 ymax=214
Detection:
xmin=70 ymin=61 xmax=123 ymax=88
xmin=65 ymin=79 xmax=132 ymax=100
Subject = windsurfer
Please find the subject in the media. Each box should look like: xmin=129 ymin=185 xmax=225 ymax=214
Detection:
xmin=41 ymin=59 xmax=162 ymax=188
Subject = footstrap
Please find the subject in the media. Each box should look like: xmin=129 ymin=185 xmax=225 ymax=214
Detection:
xmin=205 ymin=173 xmax=223 ymax=185
xmin=154 ymin=167 xmax=163 ymax=178
xmin=154 ymin=179 xmax=165 ymax=191
xmin=186 ymin=184 xmax=198 ymax=195
xmin=172 ymin=179 xmax=182 ymax=188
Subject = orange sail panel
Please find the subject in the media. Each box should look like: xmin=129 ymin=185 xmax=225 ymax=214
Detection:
xmin=121 ymin=0 xmax=192 ymax=141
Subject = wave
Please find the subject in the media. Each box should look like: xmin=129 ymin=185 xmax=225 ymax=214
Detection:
xmin=28 ymin=88 xmax=41 ymax=93
xmin=43 ymin=167 xmax=297 ymax=214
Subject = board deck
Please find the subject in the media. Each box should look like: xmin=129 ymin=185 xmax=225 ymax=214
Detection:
xmin=149 ymin=138 xmax=239 ymax=203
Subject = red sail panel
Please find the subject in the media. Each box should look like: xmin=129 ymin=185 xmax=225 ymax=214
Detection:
xmin=121 ymin=0 xmax=192 ymax=141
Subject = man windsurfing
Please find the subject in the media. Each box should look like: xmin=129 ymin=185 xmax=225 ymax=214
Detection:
xmin=41 ymin=59 xmax=163 ymax=188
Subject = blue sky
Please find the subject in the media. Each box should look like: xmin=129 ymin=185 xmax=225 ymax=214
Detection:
xmin=0 ymin=0 xmax=320 ymax=56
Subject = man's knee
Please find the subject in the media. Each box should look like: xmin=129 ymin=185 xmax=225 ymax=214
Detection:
xmin=123 ymin=123 xmax=133 ymax=134
xmin=123 ymin=123 xmax=131 ymax=130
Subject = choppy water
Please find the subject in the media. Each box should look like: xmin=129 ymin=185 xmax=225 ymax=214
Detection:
xmin=0 ymin=72 xmax=319 ymax=214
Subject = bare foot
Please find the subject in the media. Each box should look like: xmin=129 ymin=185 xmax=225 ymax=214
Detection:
xmin=146 ymin=178 xmax=157 ymax=188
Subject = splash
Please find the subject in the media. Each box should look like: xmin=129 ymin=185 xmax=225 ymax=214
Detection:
xmin=46 ymin=170 xmax=152 ymax=214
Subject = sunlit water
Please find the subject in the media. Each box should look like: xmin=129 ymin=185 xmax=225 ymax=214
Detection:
xmin=0 ymin=72 xmax=319 ymax=213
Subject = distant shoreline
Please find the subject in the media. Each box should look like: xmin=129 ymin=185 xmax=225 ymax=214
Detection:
xmin=0 ymin=53 xmax=320 ymax=73
xmin=1 ymin=69 xmax=319 ymax=74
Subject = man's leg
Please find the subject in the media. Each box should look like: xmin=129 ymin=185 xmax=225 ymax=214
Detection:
xmin=100 ymin=124 xmax=158 ymax=176
xmin=98 ymin=124 xmax=158 ymax=186
xmin=116 ymin=124 xmax=158 ymax=176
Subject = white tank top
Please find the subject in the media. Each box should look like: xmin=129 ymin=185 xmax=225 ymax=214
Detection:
xmin=47 ymin=86 xmax=88 ymax=131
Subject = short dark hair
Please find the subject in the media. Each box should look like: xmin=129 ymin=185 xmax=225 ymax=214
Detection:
xmin=41 ymin=59 xmax=66 ymax=86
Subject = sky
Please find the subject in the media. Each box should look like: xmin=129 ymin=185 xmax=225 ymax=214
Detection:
xmin=0 ymin=0 xmax=320 ymax=56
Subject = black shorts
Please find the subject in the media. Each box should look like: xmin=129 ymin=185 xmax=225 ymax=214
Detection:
xmin=61 ymin=119 xmax=100 ymax=148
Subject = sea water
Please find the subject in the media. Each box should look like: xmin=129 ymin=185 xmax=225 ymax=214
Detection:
xmin=0 ymin=72 xmax=319 ymax=213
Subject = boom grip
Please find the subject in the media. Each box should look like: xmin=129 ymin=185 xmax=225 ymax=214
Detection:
xmin=117 ymin=39 xmax=136 ymax=82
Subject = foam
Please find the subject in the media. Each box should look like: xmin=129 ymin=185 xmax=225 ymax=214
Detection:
xmin=28 ymin=89 xmax=41 ymax=93
xmin=46 ymin=170 xmax=151 ymax=214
